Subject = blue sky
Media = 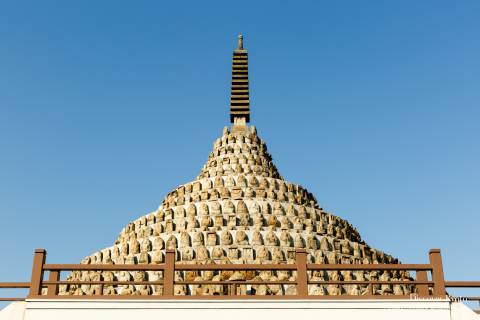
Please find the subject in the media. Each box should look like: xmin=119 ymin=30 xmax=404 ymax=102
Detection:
xmin=0 ymin=1 xmax=479 ymax=299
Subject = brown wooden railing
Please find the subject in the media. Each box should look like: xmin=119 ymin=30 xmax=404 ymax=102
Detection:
xmin=1 ymin=248 xmax=479 ymax=301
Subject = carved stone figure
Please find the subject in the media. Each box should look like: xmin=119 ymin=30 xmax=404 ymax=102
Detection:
xmin=187 ymin=203 xmax=197 ymax=217
xmin=231 ymin=186 xmax=242 ymax=199
xmin=130 ymin=239 xmax=140 ymax=255
xmin=253 ymin=214 xmax=264 ymax=229
xmin=255 ymin=188 xmax=266 ymax=198
xmin=151 ymin=250 xmax=163 ymax=264
xmin=221 ymin=230 xmax=233 ymax=245
xmin=228 ymin=230 xmax=242 ymax=245
xmin=293 ymin=217 xmax=303 ymax=231
xmin=280 ymin=229 xmax=292 ymax=247
xmin=265 ymin=230 xmax=278 ymax=246
xmin=244 ymin=187 xmax=254 ymax=198
xmin=248 ymin=176 xmax=258 ymax=187
xmin=180 ymin=231 xmax=191 ymax=247
xmin=165 ymin=219 xmax=174 ymax=233
xmin=182 ymin=246 xmax=194 ymax=261
xmin=267 ymin=189 xmax=276 ymax=200
xmin=138 ymin=251 xmax=149 ymax=264
xmin=255 ymin=246 xmax=269 ymax=262
xmin=199 ymin=203 xmax=209 ymax=215
xmin=302 ymin=233 xmax=314 ymax=249
xmin=294 ymin=233 xmax=304 ymax=248
xmin=261 ymin=202 xmax=271 ymax=214
xmin=214 ymin=176 xmax=224 ymax=187
xmin=210 ymin=201 xmax=221 ymax=214
xmin=237 ymin=200 xmax=248 ymax=214
xmin=227 ymin=214 xmax=236 ymax=230
xmin=214 ymin=214 xmax=224 ymax=230
xmin=320 ymin=237 xmax=331 ymax=251
xmin=207 ymin=232 xmax=217 ymax=246
xmin=166 ymin=235 xmax=177 ymax=249
xmin=285 ymin=204 xmax=295 ymax=216
xmin=259 ymin=177 xmax=269 ymax=189
xmin=271 ymin=247 xmax=283 ymax=263
xmin=228 ymin=247 xmax=239 ymax=260
xmin=223 ymin=200 xmax=235 ymax=214
xmin=252 ymin=230 xmax=263 ymax=245
xmin=201 ymin=215 xmax=212 ymax=230
xmin=225 ymin=176 xmax=235 ymax=188
xmin=239 ymin=212 xmax=249 ymax=228
xmin=196 ymin=246 xmax=209 ymax=261
xmin=193 ymin=231 xmax=204 ymax=246
xmin=237 ymin=175 xmax=247 ymax=187
xmin=268 ymin=214 xmax=278 ymax=227
xmin=212 ymin=246 xmax=224 ymax=259
xmin=141 ymin=239 xmax=152 ymax=252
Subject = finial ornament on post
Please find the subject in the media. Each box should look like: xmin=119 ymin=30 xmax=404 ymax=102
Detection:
xmin=230 ymin=34 xmax=250 ymax=125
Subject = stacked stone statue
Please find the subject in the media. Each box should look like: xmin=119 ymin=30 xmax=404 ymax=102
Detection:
xmin=61 ymin=35 xmax=414 ymax=297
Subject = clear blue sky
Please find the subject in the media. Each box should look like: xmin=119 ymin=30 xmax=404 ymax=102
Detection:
xmin=0 ymin=1 xmax=479 ymax=298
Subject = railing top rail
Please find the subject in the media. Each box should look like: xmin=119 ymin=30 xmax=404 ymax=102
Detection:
xmin=0 ymin=298 xmax=25 ymax=301
xmin=43 ymin=264 xmax=167 ymax=271
xmin=42 ymin=263 xmax=432 ymax=272
xmin=176 ymin=264 xmax=297 ymax=270
xmin=445 ymin=281 xmax=480 ymax=288
xmin=43 ymin=280 xmax=165 ymax=286
xmin=306 ymin=263 xmax=432 ymax=271
xmin=0 ymin=282 xmax=30 ymax=288
xmin=175 ymin=280 xmax=298 ymax=285
xmin=307 ymin=280 xmax=434 ymax=285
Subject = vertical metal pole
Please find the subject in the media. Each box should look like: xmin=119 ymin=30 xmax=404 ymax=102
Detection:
xmin=416 ymin=270 xmax=429 ymax=297
xmin=47 ymin=270 xmax=60 ymax=297
xmin=29 ymin=249 xmax=46 ymax=297
xmin=163 ymin=249 xmax=175 ymax=296
xmin=429 ymin=249 xmax=446 ymax=298
xmin=296 ymin=249 xmax=308 ymax=297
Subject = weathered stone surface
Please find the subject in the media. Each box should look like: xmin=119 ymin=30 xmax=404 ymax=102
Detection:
xmin=63 ymin=126 xmax=413 ymax=297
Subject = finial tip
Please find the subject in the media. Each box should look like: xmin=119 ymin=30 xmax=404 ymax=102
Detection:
xmin=237 ymin=34 xmax=244 ymax=50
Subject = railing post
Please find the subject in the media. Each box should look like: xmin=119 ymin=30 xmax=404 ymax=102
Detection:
xmin=416 ymin=270 xmax=429 ymax=297
xmin=295 ymin=249 xmax=308 ymax=297
xmin=163 ymin=249 xmax=175 ymax=297
xmin=429 ymin=248 xmax=446 ymax=298
xmin=46 ymin=271 xmax=60 ymax=297
xmin=98 ymin=280 xmax=104 ymax=296
xmin=28 ymin=248 xmax=46 ymax=297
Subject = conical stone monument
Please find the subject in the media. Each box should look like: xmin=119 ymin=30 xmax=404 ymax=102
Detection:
xmin=64 ymin=35 xmax=412 ymax=297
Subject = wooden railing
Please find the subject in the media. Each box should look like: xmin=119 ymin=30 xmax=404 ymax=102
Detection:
xmin=1 ymin=248 xmax=479 ymax=301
